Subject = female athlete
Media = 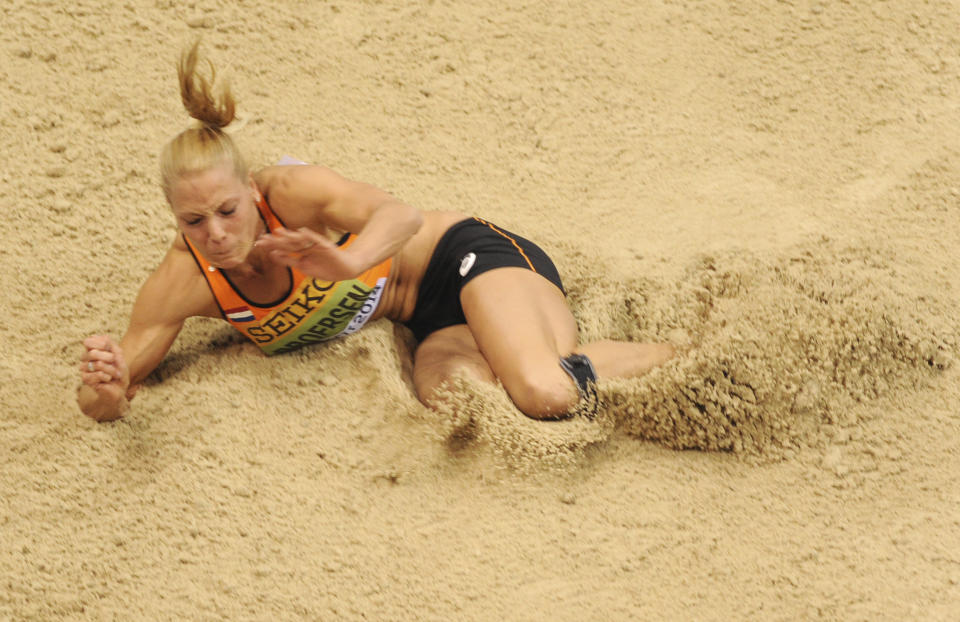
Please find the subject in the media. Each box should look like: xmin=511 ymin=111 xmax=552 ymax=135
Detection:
xmin=77 ymin=43 xmax=675 ymax=422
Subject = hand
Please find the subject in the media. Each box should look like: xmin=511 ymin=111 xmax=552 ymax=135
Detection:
xmin=255 ymin=226 xmax=364 ymax=281
xmin=79 ymin=336 xmax=134 ymax=412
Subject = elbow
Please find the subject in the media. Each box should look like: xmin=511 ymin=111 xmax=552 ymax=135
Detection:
xmin=402 ymin=203 xmax=424 ymax=236
xmin=374 ymin=200 xmax=422 ymax=236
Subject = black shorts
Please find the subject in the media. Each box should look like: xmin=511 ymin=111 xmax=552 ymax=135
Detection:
xmin=403 ymin=217 xmax=565 ymax=342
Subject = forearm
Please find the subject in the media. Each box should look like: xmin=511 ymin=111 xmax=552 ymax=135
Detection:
xmin=346 ymin=201 xmax=423 ymax=270
xmin=77 ymin=385 xmax=128 ymax=422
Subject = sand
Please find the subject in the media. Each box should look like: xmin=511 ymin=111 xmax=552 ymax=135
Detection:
xmin=2 ymin=0 xmax=959 ymax=619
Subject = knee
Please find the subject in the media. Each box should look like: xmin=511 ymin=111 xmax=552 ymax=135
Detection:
xmin=652 ymin=342 xmax=676 ymax=365
xmin=505 ymin=372 xmax=579 ymax=420
xmin=413 ymin=354 xmax=495 ymax=407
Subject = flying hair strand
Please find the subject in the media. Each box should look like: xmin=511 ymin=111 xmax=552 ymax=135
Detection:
xmin=177 ymin=40 xmax=236 ymax=130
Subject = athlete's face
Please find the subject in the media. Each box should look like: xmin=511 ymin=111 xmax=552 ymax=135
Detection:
xmin=169 ymin=163 xmax=261 ymax=269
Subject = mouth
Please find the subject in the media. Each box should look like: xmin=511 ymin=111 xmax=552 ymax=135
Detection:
xmin=207 ymin=250 xmax=236 ymax=269
xmin=207 ymin=245 xmax=234 ymax=258
xmin=208 ymin=235 xmax=256 ymax=264
xmin=209 ymin=243 xmax=253 ymax=268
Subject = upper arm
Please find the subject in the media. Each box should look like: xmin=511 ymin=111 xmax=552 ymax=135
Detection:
xmin=119 ymin=247 xmax=213 ymax=386
xmin=261 ymin=165 xmax=405 ymax=233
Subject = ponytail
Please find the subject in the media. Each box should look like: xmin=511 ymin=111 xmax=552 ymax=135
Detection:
xmin=160 ymin=40 xmax=247 ymax=201
xmin=178 ymin=40 xmax=236 ymax=129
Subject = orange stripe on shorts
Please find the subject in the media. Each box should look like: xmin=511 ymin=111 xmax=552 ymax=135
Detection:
xmin=474 ymin=217 xmax=536 ymax=272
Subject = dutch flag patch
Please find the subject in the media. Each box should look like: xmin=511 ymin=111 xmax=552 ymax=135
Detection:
xmin=225 ymin=306 xmax=256 ymax=322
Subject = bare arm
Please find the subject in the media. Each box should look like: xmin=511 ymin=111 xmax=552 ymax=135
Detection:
xmin=77 ymin=246 xmax=210 ymax=421
xmin=254 ymin=165 xmax=423 ymax=280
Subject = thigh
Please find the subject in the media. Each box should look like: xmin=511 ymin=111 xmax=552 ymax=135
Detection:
xmin=412 ymin=324 xmax=496 ymax=405
xmin=460 ymin=267 xmax=578 ymax=389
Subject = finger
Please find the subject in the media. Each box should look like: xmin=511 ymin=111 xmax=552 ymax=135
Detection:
xmin=295 ymin=227 xmax=335 ymax=248
xmin=268 ymin=249 xmax=297 ymax=266
xmin=81 ymin=373 xmax=99 ymax=388
xmin=268 ymin=227 xmax=300 ymax=243
xmin=255 ymin=232 xmax=298 ymax=252
xmin=282 ymin=230 xmax=321 ymax=249
xmin=112 ymin=346 xmax=127 ymax=372
xmin=258 ymin=231 xmax=330 ymax=258
xmin=95 ymin=370 xmax=116 ymax=384
xmin=272 ymin=250 xmax=316 ymax=266
xmin=84 ymin=349 xmax=117 ymax=364
xmin=81 ymin=370 xmax=117 ymax=387
xmin=81 ymin=360 xmax=122 ymax=380
xmin=83 ymin=336 xmax=120 ymax=358
xmin=83 ymin=335 xmax=113 ymax=351
xmin=270 ymin=226 xmax=320 ymax=245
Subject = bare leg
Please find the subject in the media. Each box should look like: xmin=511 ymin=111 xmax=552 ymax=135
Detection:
xmin=458 ymin=268 xmax=580 ymax=418
xmin=412 ymin=268 xmax=674 ymax=419
xmin=578 ymin=340 xmax=676 ymax=379
xmin=413 ymin=324 xmax=495 ymax=409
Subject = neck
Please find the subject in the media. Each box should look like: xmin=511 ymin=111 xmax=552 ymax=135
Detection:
xmin=223 ymin=220 xmax=269 ymax=279
xmin=229 ymin=249 xmax=267 ymax=279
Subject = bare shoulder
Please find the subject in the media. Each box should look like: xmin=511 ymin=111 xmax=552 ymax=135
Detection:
xmin=138 ymin=236 xmax=220 ymax=322
xmin=254 ymin=165 xmax=343 ymax=207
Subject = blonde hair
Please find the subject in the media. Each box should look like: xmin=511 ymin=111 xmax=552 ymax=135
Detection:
xmin=160 ymin=41 xmax=247 ymax=201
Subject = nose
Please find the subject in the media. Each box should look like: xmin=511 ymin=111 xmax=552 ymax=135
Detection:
xmin=207 ymin=218 xmax=227 ymax=244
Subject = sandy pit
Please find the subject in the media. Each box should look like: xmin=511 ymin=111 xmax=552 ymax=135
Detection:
xmin=2 ymin=0 xmax=959 ymax=619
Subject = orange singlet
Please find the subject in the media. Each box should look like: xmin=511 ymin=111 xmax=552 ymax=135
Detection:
xmin=184 ymin=195 xmax=392 ymax=355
